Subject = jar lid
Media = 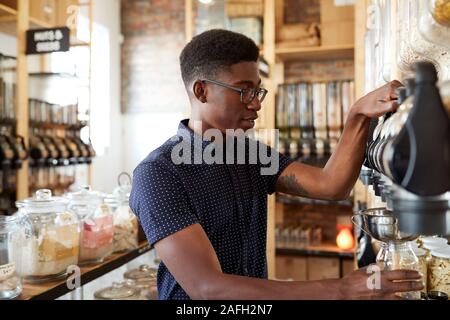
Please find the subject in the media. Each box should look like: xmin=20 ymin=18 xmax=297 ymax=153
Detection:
xmin=430 ymin=247 xmax=450 ymax=259
xmin=421 ymin=236 xmax=448 ymax=245
xmin=127 ymin=278 xmax=157 ymax=290
xmin=94 ymin=282 xmax=139 ymax=300
xmin=67 ymin=186 xmax=104 ymax=206
xmin=123 ymin=265 xmax=157 ymax=281
xmin=16 ymin=189 xmax=68 ymax=213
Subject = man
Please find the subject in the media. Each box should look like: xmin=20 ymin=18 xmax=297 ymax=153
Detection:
xmin=130 ymin=29 xmax=423 ymax=300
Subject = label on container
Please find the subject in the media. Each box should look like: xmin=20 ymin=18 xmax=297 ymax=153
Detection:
xmin=83 ymin=216 xmax=114 ymax=249
xmin=0 ymin=262 xmax=16 ymax=281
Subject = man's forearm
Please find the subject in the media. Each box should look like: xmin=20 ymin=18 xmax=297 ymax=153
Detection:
xmin=322 ymin=109 xmax=370 ymax=199
xmin=198 ymin=274 xmax=343 ymax=300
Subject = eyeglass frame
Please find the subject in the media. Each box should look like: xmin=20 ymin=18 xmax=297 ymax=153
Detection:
xmin=200 ymin=79 xmax=268 ymax=104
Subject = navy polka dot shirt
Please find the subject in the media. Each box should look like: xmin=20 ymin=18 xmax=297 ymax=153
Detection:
xmin=130 ymin=119 xmax=293 ymax=300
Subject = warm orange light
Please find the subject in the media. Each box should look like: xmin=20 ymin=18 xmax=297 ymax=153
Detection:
xmin=336 ymin=228 xmax=354 ymax=250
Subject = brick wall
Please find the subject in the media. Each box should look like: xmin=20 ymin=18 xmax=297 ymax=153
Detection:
xmin=121 ymin=0 xmax=189 ymax=114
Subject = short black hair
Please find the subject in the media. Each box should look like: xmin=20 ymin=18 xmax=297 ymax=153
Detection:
xmin=180 ymin=29 xmax=260 ymax=87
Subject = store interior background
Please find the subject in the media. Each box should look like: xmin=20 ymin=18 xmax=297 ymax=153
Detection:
xmin=0 ymin=0 xmax=360 ymax=292
xmin=0 ymin=0 xmax=188 ymax=193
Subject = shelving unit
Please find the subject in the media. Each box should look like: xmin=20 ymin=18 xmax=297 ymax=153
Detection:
xmin=0 ymin=0 xmax=94 ymax=211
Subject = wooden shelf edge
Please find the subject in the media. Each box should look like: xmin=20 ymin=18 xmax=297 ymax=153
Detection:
xmin=0 ymin=3 xmax=17 ymax=16
xmin=275 ymin=44 xmax=355 ymax=61
xmin=20 ymin=241 xmax=153 ymax=300
xmin=276 ymin=193 xmax=353 ymax=207
xmin=276 ymin=245 xmax=354 ymax=259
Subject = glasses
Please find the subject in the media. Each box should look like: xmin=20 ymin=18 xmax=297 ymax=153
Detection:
xmin=201 ymin=79 xmax=268 ymax=104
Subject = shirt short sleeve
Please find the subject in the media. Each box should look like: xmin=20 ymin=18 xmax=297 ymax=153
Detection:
xmin=258 ymin=142 xmax=294 ymax=195
xmin=129 ymin=160 xmax=199 ymax=246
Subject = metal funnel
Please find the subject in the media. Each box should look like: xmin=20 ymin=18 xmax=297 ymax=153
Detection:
xmin=351 ymin=208 xmax=419 ymax=243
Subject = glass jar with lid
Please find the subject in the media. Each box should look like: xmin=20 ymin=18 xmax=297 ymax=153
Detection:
xmin=428 ymin=247 xmax=450 ymax=295
xmin=94 ymin=281 xmax=146 ymax=300
xmin=419 ymin=236 xmax=448 ymax=248
xmin=0 ymin=214 xmax=32 ymax=299
xmin=123 ymin=265 xmax=158 ymax=300
xmin=67 ymin=186 xmax=114 ymax=265
xmin=420 ymin=236 xmax=448 ymax=259
xmin=105 ymin=173 xmax=139 ymax=253
xmin=384 ymin=241 xmax=421 ymax=300
xmin=15 ymin=189 xmax=80 ymax=283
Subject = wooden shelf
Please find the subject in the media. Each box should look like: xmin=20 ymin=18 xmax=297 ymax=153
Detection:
xmin=276 ymin=193 xmax=353 ymax=207
xmin=71 ymin=39 xmax=91 ymax=47
xmin=0 ymin=3 xmax=17 ymax=16
xmin=275 ymin=44 xmax=355 ymax=62
xmin=19 ymin=241 xmax=153 ymax=300
xmin=0 ymin=4 xmax=54 ymax=35
xmin=276 ymin=242 xmax=354 ymax=259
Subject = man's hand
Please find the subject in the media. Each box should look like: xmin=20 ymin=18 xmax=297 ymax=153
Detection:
xmin=338 ymin=266 xmax=424 ymax=300
xmin=351 ymin=80 xmax=403 ymax=119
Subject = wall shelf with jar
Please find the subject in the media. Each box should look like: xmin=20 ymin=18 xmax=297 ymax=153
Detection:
xmin=1 ymin=177 xmax=148 ymax=300
xmin=17 ymin=242 xmax=153 ymax=300
xmin=0 ymin=0 xmax=95 ymax=212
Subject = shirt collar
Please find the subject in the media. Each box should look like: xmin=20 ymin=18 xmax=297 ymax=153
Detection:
xmin=177 ymin=119 xmax=214 ymax=148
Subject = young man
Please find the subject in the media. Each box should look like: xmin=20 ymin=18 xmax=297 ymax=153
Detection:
xmin=130 ymin=29 xmax=423 ymax=300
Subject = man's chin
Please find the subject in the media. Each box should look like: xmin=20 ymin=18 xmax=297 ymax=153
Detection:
xmin=239 ymin=119 xmax=256 ymax=130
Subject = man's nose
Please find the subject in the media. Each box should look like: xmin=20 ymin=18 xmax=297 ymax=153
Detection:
xmin=247 ymin=96 xmax=262 ymax=111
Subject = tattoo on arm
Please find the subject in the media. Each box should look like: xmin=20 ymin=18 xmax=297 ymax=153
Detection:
xmin=277 ymin=174 xmax=309 ymax=197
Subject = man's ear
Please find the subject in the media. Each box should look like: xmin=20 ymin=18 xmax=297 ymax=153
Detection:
xmin=193 ymin=80 xmax=207 ymax=103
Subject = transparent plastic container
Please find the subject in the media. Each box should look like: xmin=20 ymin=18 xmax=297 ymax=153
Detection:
xmin=409 ymin=0 xmax=450 ymax=79
xmin=16 ymin=189 xmax=80 ymax=283
xmin=67 ymin=186 xmax=114 ymax=265
xmin=384 ymin=241 xmax=421 ymax=300
xmin=0 ymin=214 xmax=32 ymax=299
xmin=419 ymin=0 xmax=450 ymax=50
xmin=379 ymin=0 xmax=392 ymax=83
xmin=396 ymin=0 xmax=436 ymax=74
xmin=430 ymin=0 xmax=450 ymax=26
xmin=365 ymin=0 xmax=383 ymax=91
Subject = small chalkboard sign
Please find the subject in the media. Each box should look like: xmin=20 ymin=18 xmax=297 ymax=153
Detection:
xmin=26 ymin=27 xmax=70 ymax=55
